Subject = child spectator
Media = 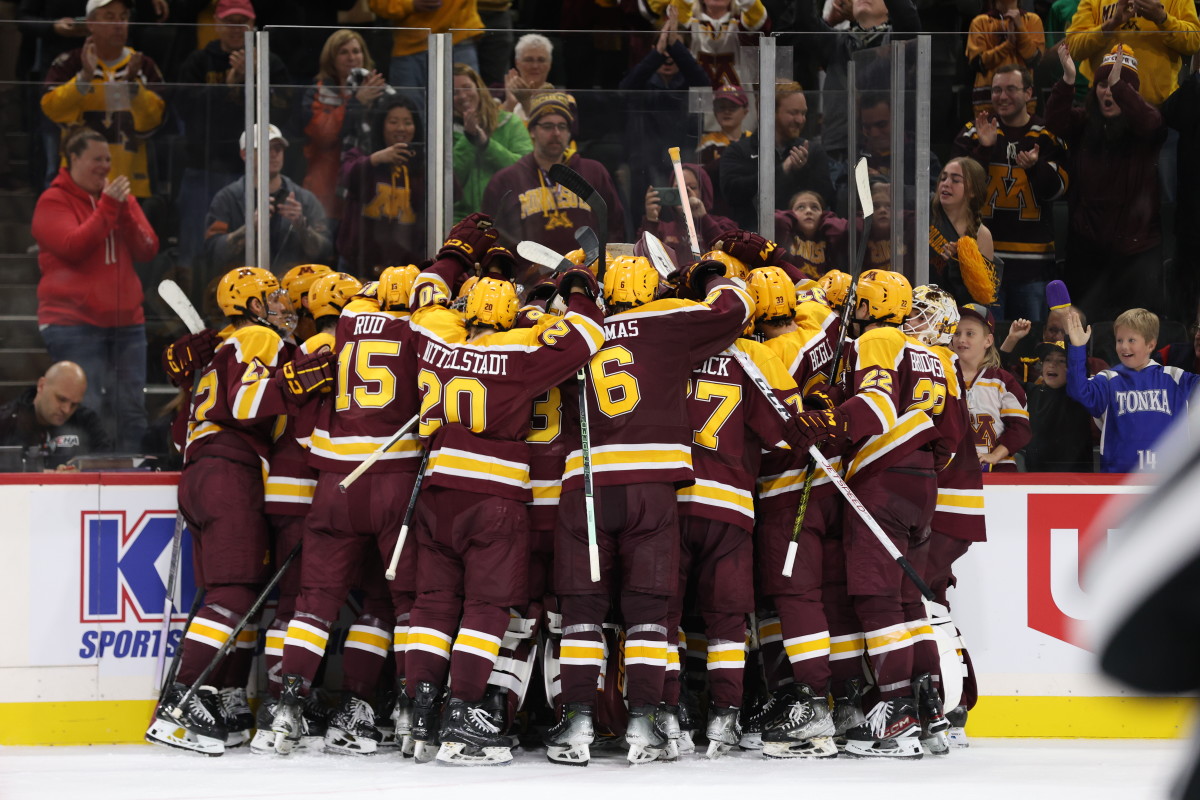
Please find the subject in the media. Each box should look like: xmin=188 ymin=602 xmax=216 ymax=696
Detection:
xmin=698 ymin=84 xmax=751 ymax=169
xmin=773 ymin=190 xmax=848 ymax=277
xmin=1024 ymin=341 xmax=1095 ymax=471
xmin=1001 ymin=300 xmax=1110 ymax=382
xmin=1066 ymin=307 xmax=1200 ymax=473
xmin=671 ymin=0 xmax=768 ymax=89
xmin=954 ymin=303 xmax=1031 ymax=471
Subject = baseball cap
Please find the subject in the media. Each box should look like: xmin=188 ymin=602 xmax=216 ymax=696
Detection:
xmin=1035 ymin=340 xmax=1067 ymax=360
xmin=85 ymin=0 xmax=129 ymax=15
xmin=239 ymin=124 xmax=288 ymax=151
xmin=959 ymin=303 xmax=995 ymax=336
xmin=713 ymin=84 xmax=748 ymax=108
xmin=215 ymin=0 xmax=256 ymax=20
xmin=527 ymin=91 xmax=576 ymax=127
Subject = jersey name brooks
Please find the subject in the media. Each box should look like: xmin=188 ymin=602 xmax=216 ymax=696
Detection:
xmin=1115 ymin=389 xmax=1171 ymax=416
xmin=420 ymin=340 xmax=510 ymax=376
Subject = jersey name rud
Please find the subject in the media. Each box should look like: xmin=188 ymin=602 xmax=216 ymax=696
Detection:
xmin=909 ymin=349 xmax=946 ymax=378
xmin=603 ymin=320 xmax=640 ymax=340
xmin=1114 ymin=389 xmax=1171 ymax=416
xmin=352 ymin=314 xmax=388 ymax=336
xmin=695 ymin=355 xmax=732 ymax=377
xmin=420 ymin=340 xmax=510 ymax=376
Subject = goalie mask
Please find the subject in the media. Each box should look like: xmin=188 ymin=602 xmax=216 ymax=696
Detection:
xmin=281 ymin=263 xmax=332 ymax=312
xmin=308 ymin=272 xmax=363 ymax=322
xmin=904 ymin=284 xmax=958 ymax=346
xmin=464 ymin=277 xmax=519 ymax=331
xmin=747 ymin=267 xmax=796 ymax=324
xmin=602 ymin=255 xmax=659 ymax=312
xmin=856 ymin=269 xmax=912 ymax=326
xmin=378 ymin=265 xmax=420 ymax=312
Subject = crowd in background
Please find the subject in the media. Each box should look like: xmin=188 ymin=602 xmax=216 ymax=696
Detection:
xmin=4 ymin=0 xmax=1200 ymax=469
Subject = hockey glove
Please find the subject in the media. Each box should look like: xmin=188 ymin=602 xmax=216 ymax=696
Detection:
xmin=278 ymin=349 xmax=335 ymax=403
xmin=526 ymin=278 xmax=558 ymax=306
xmin=557 ymin=265 xmax=601 ymax=301
xmin=710 ymin=230 xmax=778 ymax=268
xmin=786 ymin=407 xmax=850 ymax=451
xmin=802 ymin=385 xmax=837 ymax=411
xmin=679 ymin=258 xmax=727 ymax=300
xmin=163 ymin=329 xmax=220 ymax=388
xmin=439 ymin=212 xmax=499 ymax=268
xmin=480 ymin=245 xmax=518 ymax=279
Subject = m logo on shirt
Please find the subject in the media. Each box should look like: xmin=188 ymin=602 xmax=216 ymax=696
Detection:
xmin=972 ymin=413 xmax=997 ymax=450
xmin=1114 ymin=389 xmax=1170 ymax=416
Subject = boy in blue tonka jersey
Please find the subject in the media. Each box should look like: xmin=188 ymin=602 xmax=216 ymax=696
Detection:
xmin=1066 ymin=307 xmax=1199 ymax=472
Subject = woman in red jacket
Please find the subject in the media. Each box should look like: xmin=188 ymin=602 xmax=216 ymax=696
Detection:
xmin=31 ymin=127 xmax=159 ymax=453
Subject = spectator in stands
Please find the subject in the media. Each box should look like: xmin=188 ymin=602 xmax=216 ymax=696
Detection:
xmin=481 ymin=91 xmax=625 ymax=256
xmin=774 ymin=189 xmax=848 ymax=277
xmin=338 ymin=95 xmax=425 ymax=276
xmin=0 ymin=361 xmax=112 ymax=471
xmin=672 ymin=0 xmax=768 ymax=88
xmin=1048 ymin=42 xmax=1166 ymax=321
xmin=370 ymin=0 xmax=482 ymax=90
xmin=952 ymin=65 xmax=1069 ymax=321
xmin=966 ymin=0 xmax=1045 ymax=113
xmin=840 ymin=91 xmax=940 ymax=214
xmin=784 ymin=0 xmax=919 ymax=194
xmin=500 ymin=33 xmax=555 ymax=121
xmin=475 ymin=0 xmax=514 ymax=86
xmin=1001 ymin=302 xmax=1111 ymax=381
xmin=203 ymin=124 xmax=332 ymax=276
xmin=301 ymin=28 xmax=388 ymax=222
xmin=1023 ymin=341 xmax=1095 ymax=472
xmin=639 ymin=162 xmax=736 ymax=267
xmin=619 ymin=5 xmax=712 ymax=218
xmin=1155 ymin=299 xmax=1200 ymax=373
xmin=1163 ymin=54 xmax=1200 ymax=322
xmin=452 ymin=62 xmax=532 ymax=223
xmin=719 ymin=82 xmax=835 ymax=231
xmin=928 ymin=156 xmax=1001 ymax=307
xmin=1065 ymin=0 xmax=1200 ymax=107
xmin=955 ymin=303 xmax=1032 ymax=472
xmin=697 ymin=83 xmax=750 ymax=169
xmin=40 ymin=0 xmax=164 ymax=199
xmin=175 ymin=0 xmax=291 ymax=287
xmin=30 ymin=127 xmax=157 ymax=453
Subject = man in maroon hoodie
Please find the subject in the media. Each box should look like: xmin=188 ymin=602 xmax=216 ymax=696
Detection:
xmin=30 ymin=127 xmax=159 ymax=452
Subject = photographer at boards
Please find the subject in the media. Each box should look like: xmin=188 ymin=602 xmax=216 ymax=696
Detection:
xmin=0 ymin=362 xmax=112 ymax=472
xmin=203 ymin=124 xmax=332 ymax=277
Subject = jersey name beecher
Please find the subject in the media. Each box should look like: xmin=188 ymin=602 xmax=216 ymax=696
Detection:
xmin=1114 ymin=389 xmax=1171 ymax=416
xmin=420 ymin=340 xmax=510 ymax=376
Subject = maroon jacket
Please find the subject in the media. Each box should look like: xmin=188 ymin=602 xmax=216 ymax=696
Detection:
xmin=1044 ymin=79 xmax=1165 ymax=256
xmin=481 ymin=153 xmax=625 ymax=256
xmin=31 ymin=167 xmax=158 ymax=328
xmin=637 ymin=164 xmax=736 ymax=268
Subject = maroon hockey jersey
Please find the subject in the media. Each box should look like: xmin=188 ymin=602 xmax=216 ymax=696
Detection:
xmin=931 ymin=346 xmax=986 ymax=542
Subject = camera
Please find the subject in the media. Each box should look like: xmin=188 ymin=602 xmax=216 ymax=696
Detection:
xmin=653 ymin=186 xmax=681 ymax=207
xmin=347 ymin=67 xmax=396 ymax=97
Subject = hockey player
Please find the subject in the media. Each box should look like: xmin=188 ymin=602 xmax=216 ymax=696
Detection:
xmin=271 ymin=263 xmax=427 ymax=757
xmin=147 ymin=266 xmax=335 ymax=756
xmin=545 ymin=254 xmax=754 ymax=766
xmin=672 ymin=267 xmax=804 ymax=758
xmin=282 ymin=264 xmax=333 ymax=343
xmin=400 ymin=255 xmax=605 ymax=766
xmin=749 ymin=266 xmax=845 ymax=759
xmin=790 ymin=269 xmax=955 ymax=760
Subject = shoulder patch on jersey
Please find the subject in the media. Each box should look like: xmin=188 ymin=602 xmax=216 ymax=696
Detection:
xmin=241 ymin=358 xmax=270 ymax=384
xmin=231 ymin=325 xmax=283 ymax=366
xmin=1098 ymin=369 xmax=1118 ymax=380
xmin=1163 ymin=366 xmax=1186 ymax=384
xmin=856 ymin=327 xmax=906 ymax=371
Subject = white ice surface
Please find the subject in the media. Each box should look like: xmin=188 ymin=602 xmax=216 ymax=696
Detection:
xmin=0 ymin=739 xmax=1185 ymax=800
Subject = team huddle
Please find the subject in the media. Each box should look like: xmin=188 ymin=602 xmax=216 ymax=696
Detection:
xmin=146 ymin=210 xmax=982 ymax=768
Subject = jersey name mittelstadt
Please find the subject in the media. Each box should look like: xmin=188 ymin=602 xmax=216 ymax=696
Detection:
xmin=420 ymin=340 xmax=510 ymax=376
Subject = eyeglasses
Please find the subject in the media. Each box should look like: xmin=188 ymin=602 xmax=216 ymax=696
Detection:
xmin=533 ymin=122 xmax=570 ymax=133
xmin=991 ymin=84 xmax=1029 ymax=95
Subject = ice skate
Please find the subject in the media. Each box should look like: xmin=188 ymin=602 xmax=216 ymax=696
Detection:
xmin=270 ymin=674 xmax=306 ymax=755
xmin=739 ymin=687 xmax=790 ymax=750
xmin=324 ymin=693 xmax=382 ymax=755
xmin=436 ymin=697 xmax=514 ymax=766
xmin=705 ymin=706 xmax=741 ymax=759
xmin=410 ymin=680 xmax=442 ymax=763
xmin=624 ymin=705 xmax=667 ymax=764
xmin=832 ymin=677 xmax=866 ymax=751
xmin=145 ymin=682 xmax=227 ymax=756
xmin=656 ymin=705 xmax=683 ymax=761
xmin=392 ymin=678 xmax=414 ymax=755
xmin=946 ymin=705 xmax=969 ymax=748
xmin=544 ymin=702 xmax=595 ymax=766
xmin=218 ymin=686 xmax=254 ymax=747
xmin=250 ymin=700 xmax=279 ymax=754
xmin=843 ymin=697 xmax=923 ymax=759
xmin=915 ymin=673 xmax=950 ymax=755
xmin=762 ymin=684 xmax=837 ymax=759
xmin=677 ymin=681 xmax=701 ymax=755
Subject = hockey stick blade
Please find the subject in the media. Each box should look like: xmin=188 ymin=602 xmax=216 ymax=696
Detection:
xmin=158 ymin=280 xmax=205 ymax=335
xmin=548 ymin=163 xmax=608 ymax=281
xmin=574 ymin=226 xmax=600 ymax=270
xmin=640 ymin=231 xmax=676 ymax=280
xmin=517 ymin=240 xmax=573 ymax=274
xmin=853 ymin=157 xmax=874 ymax=219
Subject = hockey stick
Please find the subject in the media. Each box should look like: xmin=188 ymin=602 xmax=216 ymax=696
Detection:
xmin=547 ymin=163 xmax=607 ymax=282
xmin=156 ymin=587 xmax=204 ymax=702
xmin=782 ymin=158 xmax=873 ymax=578
xmin=169 ymin=540 xmax=304 ymax=721
xmin=723 ymin=344 xmax=934 ymax=601
xmin=639 ymin=231 xmax=678 ymax=281
xmin=517 ymin=240 xmax=574 ymax=274
xmin=385 ymin=449 xmax=430 ymax=581
xmin=338 ymin=413 xmax=420 ymax=492
xmin=153 ymin=279 xmax=206 ymax=696
xmin=574 ymin=226 xmax=600 ymax=270
xmin=668 ymin=147 xmax=702 ymax=257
